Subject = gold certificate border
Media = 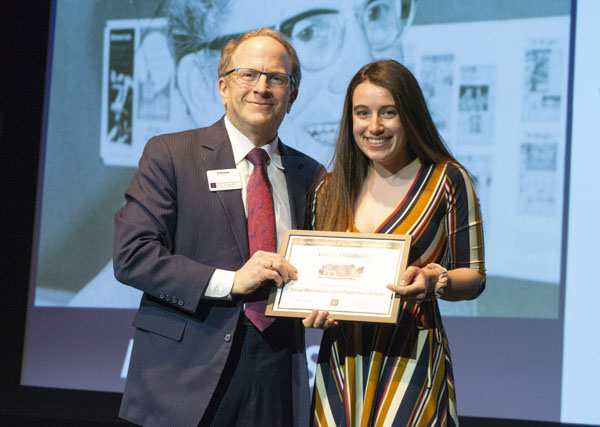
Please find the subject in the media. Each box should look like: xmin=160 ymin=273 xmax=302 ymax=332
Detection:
xmin=266 ymin=230 xmax=412 ymax=323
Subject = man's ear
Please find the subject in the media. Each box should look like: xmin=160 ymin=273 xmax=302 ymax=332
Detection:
xmin=218 ymin=76 xmax=228 ymax=109
xmin=287 ymin=87 xmax=298 ymax=113
xmin=176 ymin=52 xmax=223 ymax=122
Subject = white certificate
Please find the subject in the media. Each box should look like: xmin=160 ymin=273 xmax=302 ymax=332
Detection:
xmin=266 ymin=230 xmax=411 ymax=323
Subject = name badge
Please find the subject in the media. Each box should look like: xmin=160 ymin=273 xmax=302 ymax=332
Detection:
xmin=207 ymin=169 xmax=242 ymax=191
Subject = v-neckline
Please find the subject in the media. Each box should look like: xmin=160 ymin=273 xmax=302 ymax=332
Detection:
xmin=352 ymin=159 xmax=424 ymax=234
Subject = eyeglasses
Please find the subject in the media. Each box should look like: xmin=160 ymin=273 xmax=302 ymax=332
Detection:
xmin=191 ymin=0 xmax=416 ymax=71
xmin=222 ymin=68 xmax=295 ymax=88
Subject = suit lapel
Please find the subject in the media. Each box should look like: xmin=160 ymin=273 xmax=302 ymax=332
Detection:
xmin=200 ymin=119 xmax=250 ymax=260
xmin=279 ymin=142 xmax=308 ymax=230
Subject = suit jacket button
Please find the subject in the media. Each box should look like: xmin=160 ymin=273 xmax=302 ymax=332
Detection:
xmin=224 ymin=334 xmax=232 ymax=342
xmin=178 ymin=299 xmax=184 ymax=306
xmin=171 ymin=297 xmax=178 ymax=304
xmin=159 ymin=292 xmax=165 ymax=299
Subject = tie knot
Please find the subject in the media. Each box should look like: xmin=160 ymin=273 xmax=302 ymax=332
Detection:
xmin=247 ymin=147 xmax=269 ymax=166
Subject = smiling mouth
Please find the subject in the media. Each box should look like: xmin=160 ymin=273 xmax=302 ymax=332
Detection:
xmin=305 ymin=123 xmax=338 ymax=145
xmin=248 ymin=102 xmax=273 ymax=107
xmin=365 ymin=137 xmax=389 ymax=145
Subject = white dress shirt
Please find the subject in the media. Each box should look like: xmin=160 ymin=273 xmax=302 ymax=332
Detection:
xmin=204 ymin=116 xmax=292 ymax=298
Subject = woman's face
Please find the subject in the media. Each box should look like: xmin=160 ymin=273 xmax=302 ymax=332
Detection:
xmin=352 ymin=81 xmax=407 ymax=173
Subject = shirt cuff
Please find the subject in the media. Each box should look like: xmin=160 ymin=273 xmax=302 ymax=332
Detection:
xmin=204 ymin=269 xmax=235 ymax=299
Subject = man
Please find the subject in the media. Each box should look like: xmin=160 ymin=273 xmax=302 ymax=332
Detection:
xmin=113 ymin=29 xmax=324 ymax=426
xmin=69 ymin=0 xmax=419 ymax=309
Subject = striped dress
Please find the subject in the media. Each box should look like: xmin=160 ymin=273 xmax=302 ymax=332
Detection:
xmin=311 ymin=161 xmax=486 ymax=427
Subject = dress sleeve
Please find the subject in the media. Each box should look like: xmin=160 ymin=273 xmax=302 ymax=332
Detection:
xmin=444 ymin=163 xmax=486 ymax=295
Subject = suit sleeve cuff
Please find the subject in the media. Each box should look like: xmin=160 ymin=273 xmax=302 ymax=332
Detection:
xmin=203 ymin=269 xmax=234 ymax=299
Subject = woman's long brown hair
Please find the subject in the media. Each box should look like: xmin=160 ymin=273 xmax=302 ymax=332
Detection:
xmin=315 ymin=60 xmax=459 ymax=231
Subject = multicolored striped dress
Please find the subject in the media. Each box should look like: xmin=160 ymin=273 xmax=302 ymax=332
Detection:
xmin=311 ymin=161 xmax=486 ymax=427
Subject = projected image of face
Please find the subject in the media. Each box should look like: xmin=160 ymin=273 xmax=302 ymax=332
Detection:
xmin=172 ymin=0 xmax=417 ymax=163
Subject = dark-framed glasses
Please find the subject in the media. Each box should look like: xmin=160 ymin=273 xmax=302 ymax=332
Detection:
xmin=222 ymin=68 xmax=295 ymax=88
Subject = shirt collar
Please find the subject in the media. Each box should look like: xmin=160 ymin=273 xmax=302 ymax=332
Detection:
xmin=224 ymin=116 xmax=284 ymax=171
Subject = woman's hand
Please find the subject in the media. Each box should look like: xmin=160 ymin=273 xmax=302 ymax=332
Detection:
xmin=386 ymin=265 xmax=445 ymax=302
xmin=303 ymin=310 xmax=338 ymax=330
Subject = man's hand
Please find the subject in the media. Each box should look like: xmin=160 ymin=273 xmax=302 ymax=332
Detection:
xmin=231 ymin=250 xmax=298 ymax=295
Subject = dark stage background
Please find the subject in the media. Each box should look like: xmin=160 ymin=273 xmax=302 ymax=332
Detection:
xmin=1 ymin=1 xmax=597 ymax=426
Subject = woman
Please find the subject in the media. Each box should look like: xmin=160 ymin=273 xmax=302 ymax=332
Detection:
xmin=304 ymin=60 xmax=486 ymax=426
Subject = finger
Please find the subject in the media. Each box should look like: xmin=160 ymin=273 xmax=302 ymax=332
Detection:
xmin=251 ymin=250 xmax=276 ymax=267
xmin=313 ymin=311 xmax=328 ymax=329
xmin=306 ymin=310 xmax=325 ymax=329
xmin=267 ymin=255 xmax=281 ymax=270
xmin=388 ymin=284 xmax=427 ymax=301
xmin=287 ymin=266 xmax=298 ymax=281
xmin=278 ymin=264 xmax=292 ymax=284
xmin=321 ymin=312 xmax=339 ymax=330
xmin=400 ymin=266 xmax=420 ymax=286
xmin=324 ymin=318 xmax=339 ymax=330
xmin=389 ymin=282 xmax=425 ymax=296
xmin=389 ymin=282 xmax=416 ymax=294
xmin=287 ymin=261 xmax=298 ymax=280
xmin=267 ymin=253 xmax=284 ymax=268
xmin=389 ymin=285 xmax=412 ymax=296
xmin=270 ymin=266 xmax=293 ymax=287
xmin=403 ymin=270 xmax=427 ymax=291
xmin=278 ymin=260 xmax=300 ymax=284
xmin=278 ymin=257 xmax=295 ymax=272
xmin=387 ymin=284 xmax=402 ymax=293
xmin=302 ymin=310 xmax=319 ymax=328
xmin=262 ymin=268 xmax=283 ymax=286
xmin=272 ymin=266 xmax=289 ymax=285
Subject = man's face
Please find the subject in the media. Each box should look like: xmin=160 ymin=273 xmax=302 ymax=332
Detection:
xmin=218 ymin=36 xmax=297 ymax=145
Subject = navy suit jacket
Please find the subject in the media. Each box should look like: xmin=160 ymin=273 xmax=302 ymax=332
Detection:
xmin=114 ymin=118 xmax=323 ymax=427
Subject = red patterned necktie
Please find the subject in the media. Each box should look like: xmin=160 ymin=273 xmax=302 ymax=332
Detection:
xmin=245 ymin=147 xmax=276 ymax=331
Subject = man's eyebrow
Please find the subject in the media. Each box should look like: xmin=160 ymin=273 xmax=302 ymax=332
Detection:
xmin=279 ymin=9 xmax=339 ymax=37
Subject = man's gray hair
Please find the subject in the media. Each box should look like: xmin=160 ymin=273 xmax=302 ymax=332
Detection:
xmin=219 ymin=28 xmax=301 ymax=89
